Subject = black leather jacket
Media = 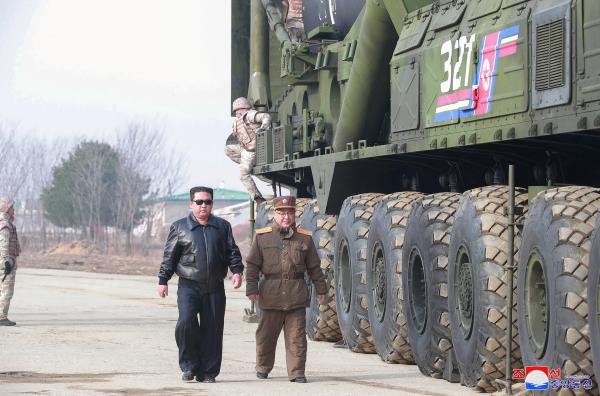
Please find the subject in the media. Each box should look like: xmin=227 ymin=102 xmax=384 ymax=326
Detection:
xmin=158 ymin=214 xmax=243 ymax=291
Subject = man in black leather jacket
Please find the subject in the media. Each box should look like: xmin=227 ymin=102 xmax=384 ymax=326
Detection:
xmin=157 ymin=186 xmax=244 ymax=383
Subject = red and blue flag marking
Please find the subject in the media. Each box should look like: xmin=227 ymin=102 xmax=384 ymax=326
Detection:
xmin=434 ymin=25 xmax=520 ymax=123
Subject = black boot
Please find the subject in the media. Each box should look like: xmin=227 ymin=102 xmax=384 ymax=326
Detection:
xmin=181 ymin=371 xmax=194 ymax=382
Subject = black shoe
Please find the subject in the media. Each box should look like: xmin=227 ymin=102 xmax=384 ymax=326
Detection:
xmin=0 ymin=319 xmax=16 ymax=326
xmin=256 ymin=372 xmax=268 ymax=379
xmin=201 ymin=377 xmax=216 ymax=383
xmin=291 ymin=376 xmax=307 ymax=383
xmin=181 ymin=371 xmax=194 ymax=382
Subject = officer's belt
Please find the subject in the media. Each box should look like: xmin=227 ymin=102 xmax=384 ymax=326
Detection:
xmin=263 ymin=273 xmax=305 ymax=280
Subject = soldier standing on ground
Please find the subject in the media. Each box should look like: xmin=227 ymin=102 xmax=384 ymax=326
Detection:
xmin=225 ymin=97 xmax=271 ymax=205
xmin=245 ymin=196 xmax=326 ymax=383
xmin=0 ymin=197 xmax=20 ymax=326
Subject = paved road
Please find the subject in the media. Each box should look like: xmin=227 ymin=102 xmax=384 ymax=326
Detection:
xmin=0 ymin=268 xmax=488 ymax=395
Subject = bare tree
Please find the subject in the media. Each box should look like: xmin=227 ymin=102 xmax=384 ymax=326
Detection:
xmin=143 ymin=145 xmax=186 ymax=254
xmin=115 ymin=122 xmax=186 ymax=255
xmin=18 ymin=136 xmax=69 ymax=250
xmin=0 ymin=126 xmax=31 ymax=198
xmin=115 ymin=123 xmax=160 ymax=254
xmin=64 ymin=141 xmax=119 ymax=250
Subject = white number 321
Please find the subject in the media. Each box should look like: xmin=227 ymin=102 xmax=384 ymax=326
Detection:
xmin=440 ymin=34 xmax=475 ymax=93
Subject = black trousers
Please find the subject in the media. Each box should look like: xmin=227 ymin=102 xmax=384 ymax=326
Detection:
xmin=175 ymin=285 xmax=226 ymax=378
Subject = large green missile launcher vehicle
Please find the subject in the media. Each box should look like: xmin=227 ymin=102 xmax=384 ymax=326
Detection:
xmin=232 ymin=0 xmax=600 ymax=392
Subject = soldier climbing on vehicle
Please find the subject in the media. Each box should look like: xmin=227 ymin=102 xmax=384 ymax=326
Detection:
xmin=225 ymin=97 xmax=271 ymax=205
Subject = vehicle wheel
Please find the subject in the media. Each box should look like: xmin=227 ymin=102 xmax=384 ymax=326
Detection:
xmin=294 ymin=198 xmax=312 ymax=221
xmin=334 ymin=193 xmax=383 ymax=353
xmin=518 ymin=186 xmax=600 ymax=393
xmin=300 ymin=200 xmax=341 ymax=342
xmin=590 ymin=217 xmax=600 ymax=384
xmin=403 ymin=192 xmax=460 ymax=377
xmin=448 ymin=186 xmax=527 ymax=392
xmin=366 ymin=191 xmax=424 ymax=363
xmin=255 ymin=200 xmax=274 ymax=229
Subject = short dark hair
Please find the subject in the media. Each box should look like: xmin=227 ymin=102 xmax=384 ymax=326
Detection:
xmin=190 ymin=186 xmax=213 ymax=201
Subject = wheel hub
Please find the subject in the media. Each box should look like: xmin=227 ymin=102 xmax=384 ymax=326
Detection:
xmin=456 ymin=246 xmax=474 ymax=339
xmin=408 ymin=248 xmax=428 ymax=334
xmin=524 ymin=251 xmax=549 ymax=358
xmin=371 ymin=243 xmax=386 ymax=322
xmin=338 ymin=239 xmax=352 ymax=313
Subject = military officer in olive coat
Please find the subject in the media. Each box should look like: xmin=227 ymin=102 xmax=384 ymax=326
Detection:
xmin=245 ymin=196 xmax=327 ymax=383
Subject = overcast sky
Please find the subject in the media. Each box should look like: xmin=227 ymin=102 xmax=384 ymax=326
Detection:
xmin=0 ymin=0 xmax=268 ymax=195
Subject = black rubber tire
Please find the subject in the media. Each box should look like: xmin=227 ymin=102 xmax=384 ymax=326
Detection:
xmin=518 ymin=186 xmax=600 ymax=395
xmin=402 ymin=192 xmax=460 ymax=377
xmin=255 ymin=200 xmax=274 ymax=229
xmin=366 ymin=191 xmax=424 ymax=363
xmin=590 ymin=216 xmax=600 ymax=385
xmin=448 ymin=186 xmax=527 ymax=392
xmin=334 ymin=193 xmax=383 ymax=353
xmin=294 ymin=198 xmax=312 ymax=222
xmin=300 ymin=200 xmax=342 ymax=342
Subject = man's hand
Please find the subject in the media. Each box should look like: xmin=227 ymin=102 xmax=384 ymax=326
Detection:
xmin=261 ymin=117 xmax=271 ymax=130
xmin=3 ymin=261 xmax=12 ymax=275
xmin=2 ymin=260 xmax=13 ymax=282
xmin=318 ymin=294 xmax=326 ymax=305
xmin=158 ymin=285 xmax=168 ymax=298
xmin=232 ymin=273 xmax=242 ymax=289
xmin=248 ymin=294 xmax=259 ymax=301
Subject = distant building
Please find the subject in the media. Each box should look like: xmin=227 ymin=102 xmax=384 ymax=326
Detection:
xmin=155 ymin=188 xmax=250 ymax=227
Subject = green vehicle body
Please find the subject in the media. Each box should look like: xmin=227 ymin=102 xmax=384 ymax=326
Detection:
xmin=232 ymin=0 xmax=600 ymax=212
xmin=232 ymin=0 xmax=600 ymax=390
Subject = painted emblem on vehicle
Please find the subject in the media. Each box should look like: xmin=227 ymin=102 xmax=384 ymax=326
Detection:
xmin=434 ymin=25 xmax=520 ymax=123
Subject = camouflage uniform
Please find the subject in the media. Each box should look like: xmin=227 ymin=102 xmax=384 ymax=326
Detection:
xmin=285 ymin=0 xmax=304 ymax=41
xmin=226 ymin=98 xmax=271 ymax=201
xmin=0 ymin=198 xmax=19 ymax=322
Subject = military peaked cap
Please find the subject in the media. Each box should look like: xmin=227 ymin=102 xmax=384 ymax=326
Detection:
xmin=273 ymin=195 xmax=296 ymax=210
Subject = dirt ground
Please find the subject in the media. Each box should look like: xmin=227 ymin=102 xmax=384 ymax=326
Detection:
xmin=0 ymin=268 xmax=491 ymax=395
xmin=4 ymin=235 xmax=528 ymax=395
xmin=18 ymin=238 xmax=252 ymax=277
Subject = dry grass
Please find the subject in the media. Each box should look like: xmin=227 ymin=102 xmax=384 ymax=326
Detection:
xmin=19 ymin=237 xmax=251 ymax=277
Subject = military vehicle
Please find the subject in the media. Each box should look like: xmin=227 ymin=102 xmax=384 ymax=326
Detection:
xmin=232 ymin=0 xmax=600 ymax=392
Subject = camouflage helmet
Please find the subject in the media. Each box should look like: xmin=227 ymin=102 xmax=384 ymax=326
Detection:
xmin=232 ymin=97 xmax=252 ymax=115
xmin=0 ymin=197 xmax=14 ymax=213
